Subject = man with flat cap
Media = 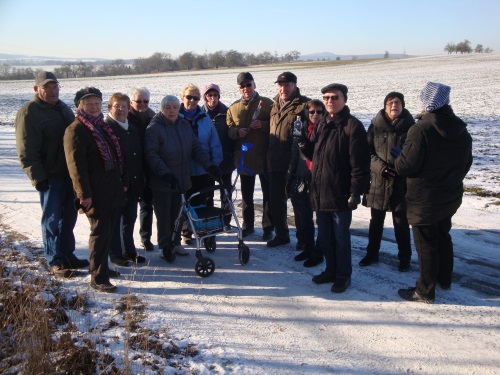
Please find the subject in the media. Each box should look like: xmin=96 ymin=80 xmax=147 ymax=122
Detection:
xmin=15 ymin=71 xmax=87 ymax=278
xmin=300 ymin=83 xmax=370 ymax=293
xmin=267 ymin=71 xmax=310 ymax=247
xmin=227 ymin=72 xmax=274 ymax=240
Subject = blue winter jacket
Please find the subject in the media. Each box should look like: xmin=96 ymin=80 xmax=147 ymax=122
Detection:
xmin=180 ymin=106 xmax=223 ymax=176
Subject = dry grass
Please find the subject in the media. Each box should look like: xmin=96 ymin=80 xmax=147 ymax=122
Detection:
xmin=0 ymin=224 xmax=202 ymax=374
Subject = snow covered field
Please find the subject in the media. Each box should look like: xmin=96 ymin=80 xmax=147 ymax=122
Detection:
xmin=0 ymin=54 xmax=499 ymax=374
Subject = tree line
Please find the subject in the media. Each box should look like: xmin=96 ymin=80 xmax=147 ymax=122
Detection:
xmin=444 ymin=39 xmax=493 ymax=54
xmin=0 ymin=50 xmax=301 ymax=80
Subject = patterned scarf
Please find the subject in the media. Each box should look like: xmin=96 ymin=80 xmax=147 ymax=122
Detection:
xmin=77 ymin=109 xmax=123 ymax=173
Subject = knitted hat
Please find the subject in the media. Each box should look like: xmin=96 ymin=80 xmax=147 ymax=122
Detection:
xmin=384 ymin=92 xmax=405 ymax=108
xmin=201 ymin=83 xmax=221 ymax=98
xmin=420 ymin=82 xmax=450 ymax=112
xmin=321 ymin=83 xmax=348 ymax=101
xmin=74 ymin=87 xmax=103 ymax=107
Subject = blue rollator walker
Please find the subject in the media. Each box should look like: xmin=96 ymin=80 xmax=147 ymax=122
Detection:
xmin=162 ymin=143 xmax=254 ymax=277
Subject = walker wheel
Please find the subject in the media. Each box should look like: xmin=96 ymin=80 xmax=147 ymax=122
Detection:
xmin=194 ymin=257 xmax=215 ymax=277
xmin=204 ymin=236 xmax=216 ymax=253
xmin=238 ymin=244 xmax=250 ymax=265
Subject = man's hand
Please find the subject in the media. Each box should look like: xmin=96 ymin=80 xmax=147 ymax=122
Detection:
xmin=238 ymin=128 xmax=249 ymax=138
xmin=347 ymin=194 xmax=361 ymax=210
xmin=35 ymin=180 xmax=49 ymax=191
xmin=382 ymin=168 xmax=397 ymax=179
xmin=249 ymin=119 xmax=262 ymax=130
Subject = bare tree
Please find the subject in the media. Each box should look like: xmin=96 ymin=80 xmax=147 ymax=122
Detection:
xmin=178 ymin=52 xmax=195 ymax=70
xmin=208 ymin=50 xmax=226 ymax=69
xmin=444 ymin=42 xmax=456 ymax=54
xmin=474 ymin=44 xmax=484 ymax=53
xmin=384 ymin=51 xmax=389 ymax=58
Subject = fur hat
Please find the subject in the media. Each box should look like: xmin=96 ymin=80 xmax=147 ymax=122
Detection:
xmin=384 ymin=92 xmax=405 ymax=108
xmin=420 ymin=82 xmax=450 ymax=112
xmin=74 ymin=87 xmax=103 ymax=107
xmin=321 ymin=83 xmax=348 ymax=101
xmin=201 ymin=83 xmax=221 ymax=98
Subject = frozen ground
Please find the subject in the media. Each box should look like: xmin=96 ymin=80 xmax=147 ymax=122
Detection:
xmin=0 ymin=54 xmax=499 ymax=374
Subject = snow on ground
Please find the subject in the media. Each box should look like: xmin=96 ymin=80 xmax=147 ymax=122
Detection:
xmin=0 ymin=54 xmax=499 ymax=374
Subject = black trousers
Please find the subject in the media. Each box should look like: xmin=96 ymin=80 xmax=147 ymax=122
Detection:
xmin=412 ymin=216 xmax=454 ymax=299
xmin=152 ymin=188 xmax=182 ymax=249
xmin=268 ymin=171 xmax=289 ymax=238
xmin=240 ymin=173 xmax=273 ymax=231
xmin=290 ymin=193 xmax=320 ymax=258
xmin=88 ymin=208 xmax=118 ymax=284
xmin=139 ymin=185 xmax=154 ymax=243
xmin=366 ymin=204 xmax=412 ymax=262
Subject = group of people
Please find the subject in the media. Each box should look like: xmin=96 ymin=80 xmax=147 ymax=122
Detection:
xmin=15 ymin=70 xmax=472 ymax=302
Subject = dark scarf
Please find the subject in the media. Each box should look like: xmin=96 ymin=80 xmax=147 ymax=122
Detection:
xmin=206 ymin=103 xmax=220 ymax=119
xmin=77 ymin=109 xmax=123 ymax=173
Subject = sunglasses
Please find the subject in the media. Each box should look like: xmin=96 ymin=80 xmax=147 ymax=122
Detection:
xmin=323 ymin=95 xmax=340 ymax=101
xmin=309 ymin=110 xmax=324 ymax=115
xmin=185 ymin=95 xmax=200 ymax=101
xmin=133 ymin=99 xmax=149 ymax=104
xmin=239 ymin=83 xmax=253 ymax=89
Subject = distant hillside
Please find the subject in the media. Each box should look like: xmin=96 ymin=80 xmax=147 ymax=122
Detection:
xmin=0 ymin=53 xmax=111 ymax=63
xmin=299 ymin=52 xmax=412 ymax=61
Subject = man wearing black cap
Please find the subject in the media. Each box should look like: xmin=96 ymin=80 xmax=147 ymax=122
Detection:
xmin=15 ymin=71 xmax=87 ymax=278
xmin=227 ymin=72 xmax=274 ymax=240
xmin=300 ymin=83 xmax=370 ymax=293
xmin=267 ymin=71 xmax=310 ymax=247
xmin=360 ymin=92 xmax=415 ymax=272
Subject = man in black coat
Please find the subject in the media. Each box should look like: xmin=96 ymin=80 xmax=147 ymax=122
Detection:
xmin=300 ymin=83 xmax=370 ymax=293
xmin=394 ymin=82 xmax=473 ymax=303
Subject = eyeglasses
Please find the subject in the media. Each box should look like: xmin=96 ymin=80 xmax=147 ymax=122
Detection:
xmin=133 ymin=99 xmax=149 ymax=104
xmin=206 ymin=93 xmax=219 ymax=98
xmin=40 ymin=84 xmax=61 ymax=91
xmin=386 ymin=100 xmax=402 ymax=106
xmin=309 ymin=110 xmax=324 ymax=115
xmin=185 ymin=95 xmax=200 ymax=101
xmin=323 ymin=95 xmax=340 ymax=101
xmin=239 ymin=83 xmax=253 ymax=89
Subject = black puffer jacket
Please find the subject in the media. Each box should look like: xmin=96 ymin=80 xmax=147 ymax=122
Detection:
xmin=203 ymin=102 xmax=234 ymax=175
xmin=364 ymin=108 xmax=415 ymax=211
xmin=394 ymin=105 xmax=473 ymax=225
xmin=106 ymin=116 xmax=144 ymax=201
xmin=301 ymin=106 xmax=370 ymax=212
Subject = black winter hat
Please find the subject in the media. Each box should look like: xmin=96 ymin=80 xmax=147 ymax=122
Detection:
xmin=237 ymin=72 xmax=254 ymax=85
xmin=321 ymin=83 xmax=348 ymax=101
xmin=384 ymin=92 xmax=405 ymax=108
xmin=275 ymin=71 xmax=297 ymax=83
xmin=74 ymin=87 xmax=103 ymax=107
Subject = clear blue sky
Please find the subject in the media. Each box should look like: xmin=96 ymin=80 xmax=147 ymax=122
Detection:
xmin=0 ymin=0 xmax=498 ymax=59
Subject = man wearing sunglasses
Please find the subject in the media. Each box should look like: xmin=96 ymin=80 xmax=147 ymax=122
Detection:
xmin=128 ymin=87 xmax=156 ymax=252
xmin=227 ymin=72 xmax=274 ymax=240
xmin=300 ymin=83 xmax=370 ymax=293
xmin=267 ymin=71 xmax=310 ymax=248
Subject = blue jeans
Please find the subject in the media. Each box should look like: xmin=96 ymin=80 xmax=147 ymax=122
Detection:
xmin=316 ymin=210 xmax=352 ymax=280
xmin=39 ymin=176 xmax=78 ymax=266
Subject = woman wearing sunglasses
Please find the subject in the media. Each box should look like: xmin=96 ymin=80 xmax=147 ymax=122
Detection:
xmin=179 ymin=84 xmax=223 ymax=249
xmin=288 ymin=99 xmax=325 ymax=268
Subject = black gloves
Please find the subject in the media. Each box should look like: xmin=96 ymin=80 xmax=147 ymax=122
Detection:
xmin=390 ymin=146 xmax=401 ymax=158
xmin=162 ymin=173 xmax=178 ymax=190
xmin=347 ymin=194 xmax=361 ymax=210
xmin=285 ymin=177 xmax=294 ymax=199
xmin=35 ymin=180 xmax=49 ymax=191
xmin=382 ymin=167 xmax=397 ymax=179
xmin=207 ymin=165 xmax=222 ymax=182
